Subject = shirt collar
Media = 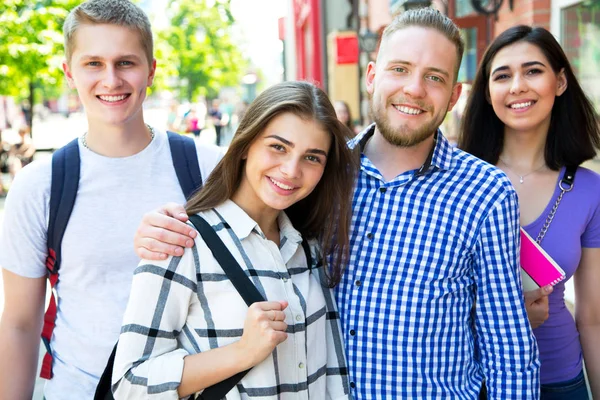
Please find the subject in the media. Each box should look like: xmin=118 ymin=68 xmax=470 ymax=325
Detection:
xmin=350 ymin=123 xmax=454 ymax=174
xmin=213 ymin=199 xmax=302 ymax=245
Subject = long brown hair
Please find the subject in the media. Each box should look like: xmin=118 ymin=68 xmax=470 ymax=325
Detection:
xmin=186 ymin=81 xmax=359 ymax=286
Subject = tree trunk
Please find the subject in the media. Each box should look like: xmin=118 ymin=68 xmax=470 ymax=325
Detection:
xmin=27 ymin=79 xmax=34 ymax=130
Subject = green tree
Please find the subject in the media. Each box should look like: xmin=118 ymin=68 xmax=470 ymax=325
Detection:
xmin=158 ymin=0 xmax=246 ymax=101
xmin=0 ymin=0 xmax=79 ymax=126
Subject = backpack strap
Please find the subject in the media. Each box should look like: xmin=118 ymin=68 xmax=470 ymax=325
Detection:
xmin=167 ymin=131 xmax=202 ymax=199
xmin=189 ymin=215 xmax=263 ymax=400
xmin=41 ymin=138 xmax=81 ymax=379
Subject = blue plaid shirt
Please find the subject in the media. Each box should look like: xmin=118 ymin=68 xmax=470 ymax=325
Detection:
xmin=336 ymin=125 xmax=540 ymax=399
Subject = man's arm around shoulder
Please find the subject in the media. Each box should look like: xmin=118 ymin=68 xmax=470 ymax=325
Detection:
xmin=0 ymin=269 xmax=46 ymax=399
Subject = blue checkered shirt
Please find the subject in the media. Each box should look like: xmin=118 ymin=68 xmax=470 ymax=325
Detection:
xmin=335 ymin=125 xmax=540 ymax=399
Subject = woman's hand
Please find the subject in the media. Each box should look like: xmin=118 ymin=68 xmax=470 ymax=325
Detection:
xmin=236 ymin=301 xmax=289 ymax=368
xmin=524 ymin=285 xmax=553 ymax=329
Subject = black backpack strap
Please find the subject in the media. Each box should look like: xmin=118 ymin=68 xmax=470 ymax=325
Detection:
xmin=41 ymin=137 xmax=80 ymax=379
xmin=301 ymin=239 xmax=312 ymax=270
xmin=167 ymin=131 xmax=202 ymax=200
xmin=94 ymin=343 xmax=118 ymax=400
xmin=188 ymin=215 xmax=264 ymax=400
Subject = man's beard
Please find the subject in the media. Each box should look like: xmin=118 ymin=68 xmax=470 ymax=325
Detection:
xmin=370 ymin=99 xmax=447 ymax=148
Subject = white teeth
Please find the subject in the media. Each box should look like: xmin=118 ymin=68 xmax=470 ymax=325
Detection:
xmin=395 ymin=105 xmax=423 ymax=115
xmin=99 ymin=95 xmax=127 ymax=102
xmin=510 ymin=101 xmax=533 ymax=109
xmin=269 ymin=177 xmax=294 ymax=190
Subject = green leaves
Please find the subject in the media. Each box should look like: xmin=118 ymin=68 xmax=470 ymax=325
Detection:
xmin=0 ymin=0 xmax=78 ymax=98
xmin=156 ymin=0 xmax=246 ymax=100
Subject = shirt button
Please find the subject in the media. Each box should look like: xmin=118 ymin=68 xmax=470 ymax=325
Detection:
xmin=379 ymin=187 xmax=387 ymax=193
xmin=299 ymin=362 xmax=304 ymax=369
xmin=350 ymin=329 xmax=356 ymax=336
xmin=366 ymin=233 xmax=373 ymax=240
xmin=350 ymin=382 xmax=356 ymax=389
xmin=295 ymin=315 xmax=302 ymax=322
xmin=282 ymin=277 xmax=288 ymax=283
xmin=355 ymin=280 xmax=361 ymax=286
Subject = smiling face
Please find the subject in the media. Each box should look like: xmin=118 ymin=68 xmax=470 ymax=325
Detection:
xmin=235 ymin=112 xmax=331 ymax=219
xmin=488 ymin=41 xmax=567 ymax=136
xmin=62 ymin=23 xmax=156 ymax=128
xmin=366 ymin=26 xmax=462 ymax=147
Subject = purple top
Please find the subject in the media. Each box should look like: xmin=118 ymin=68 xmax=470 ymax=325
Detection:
xmin=523 ymin=166 xmax=600 ymax=384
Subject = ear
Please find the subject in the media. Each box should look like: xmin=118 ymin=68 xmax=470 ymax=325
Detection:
xmin=147 ymin=58 xmax=157 ymax=86
xmin=62 ymin=61 xmax=76 ymax=90
xmin=365 ymin=61 xmax=377 ymax=96
xmin=446 ymin=82 xmax=463 ymax=112
xmin=556 ymin=68 xmax=567 ymax=97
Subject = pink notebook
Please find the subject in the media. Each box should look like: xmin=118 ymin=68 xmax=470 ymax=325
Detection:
xmin=520 ymin=228 xmax=566 ymax=291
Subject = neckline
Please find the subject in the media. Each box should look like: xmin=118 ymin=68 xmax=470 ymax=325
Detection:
xmin=522 ymin=166 xmax=567 ymax=230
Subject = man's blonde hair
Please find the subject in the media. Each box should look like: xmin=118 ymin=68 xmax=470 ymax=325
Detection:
xmin=381 ymin=8 xmax=464 ymax=80
xmin=63 ymin=0 xmax=153 ymax=65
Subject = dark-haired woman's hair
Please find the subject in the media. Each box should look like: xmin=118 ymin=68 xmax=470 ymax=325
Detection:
xmin=186 ymin=81 xmax=359 ymax=287
xmin=459 ymin=25 xmax=600 ymax=169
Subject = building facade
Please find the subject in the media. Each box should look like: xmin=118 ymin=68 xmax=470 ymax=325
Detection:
xmin=282 ymin=0 xmax=600 ymax=122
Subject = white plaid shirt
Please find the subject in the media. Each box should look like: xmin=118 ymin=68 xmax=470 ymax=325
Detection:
xmin=113 ymin=200 xmax=350 ymax=399
xmin=336 ymin=125 xmax=540 ymax=399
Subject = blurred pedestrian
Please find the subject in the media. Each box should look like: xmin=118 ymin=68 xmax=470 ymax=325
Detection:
xmin=209 ymin=99 xmax=223 ymax=146
xmin=333 ymin=100 xmax=356 ymax=137
xmin=0 ymin=1 xmax=222 ymax=399
xmin=8 ymin=125 xmax=35 ymax=179
xmin=0 ymin=128 xmax=8 ymax=196
xmin=460 ymin=25 xmax=600 ymax=399
xmin=166 ymin=102 xmax=180 ymax=132
xmin=185 ymin=107 xmax=201 ymax=138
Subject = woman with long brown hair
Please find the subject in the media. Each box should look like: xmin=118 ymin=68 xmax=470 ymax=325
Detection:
xmin=112 ymin=81 xmax=358 ymax=399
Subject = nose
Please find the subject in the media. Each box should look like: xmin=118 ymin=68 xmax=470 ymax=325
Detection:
xmin=509 ymin=74 xmax=527 ymax=95
xmin=279 ymin=156 xmax=301 ymax=179
xmin=102 ymin=66 xmax=123 ymax=89
xmin=403 ymin=74 xmax=426 ymax=99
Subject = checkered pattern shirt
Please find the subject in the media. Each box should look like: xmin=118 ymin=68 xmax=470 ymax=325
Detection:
xmin=335 ymin=125 xmax=540 ymax=399
xmin=112 ymin=200 xmax=350 ymax=399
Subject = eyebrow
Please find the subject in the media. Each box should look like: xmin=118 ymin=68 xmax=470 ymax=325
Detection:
xmin=387 ymin=59 xmax=450 ymax=78
xmin=265 ymin=134 xmax=328 ymax=157
xmin=491 ymin=61 xmax=546 ymax=76
xmin=80 ymin=54 xmax=143 ymax=61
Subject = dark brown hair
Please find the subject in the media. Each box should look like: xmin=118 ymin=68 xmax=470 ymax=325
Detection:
xmin=459 ymin=25 xmax=600 ymax=168
xmin=186 ymin=81 xmax=359 ymax=286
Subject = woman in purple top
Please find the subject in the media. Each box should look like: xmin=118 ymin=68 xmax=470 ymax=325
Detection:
xmin=460 ymin=26 xmax=600 ymax=399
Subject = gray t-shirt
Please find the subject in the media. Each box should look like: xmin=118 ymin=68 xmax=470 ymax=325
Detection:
xmin=0 ymin=129 xmax=223 ymax=399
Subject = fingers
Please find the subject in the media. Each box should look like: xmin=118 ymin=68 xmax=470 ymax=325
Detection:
xmin=256 ymin=301 xmax=286 ymax=312
xmin=142 ymin=212 xmax=197 ymax=241
xmin=266 ymin=310 xmax=287 ymax=322
xmin=160 ymin=202 xmax=189 ymax=221
xmin=524 ymin=285 xmax=553 ymax=303
xmin=136 ymin=237 xmax=185 ymax=259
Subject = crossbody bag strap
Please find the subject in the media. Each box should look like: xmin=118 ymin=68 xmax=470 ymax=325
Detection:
xmin=188 ymin=215 xmax=264 ymax=400
xmin=535 ymin=165 xmax=577 ymax=244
